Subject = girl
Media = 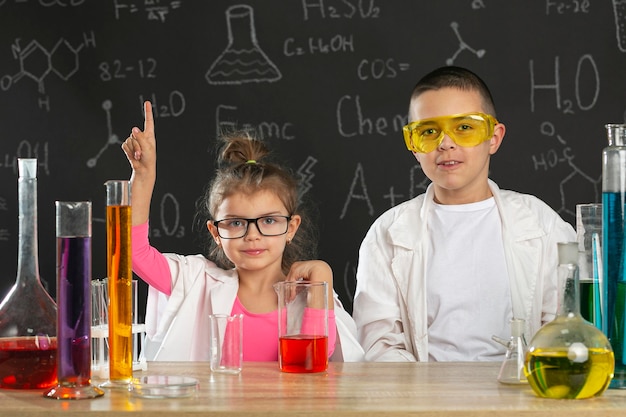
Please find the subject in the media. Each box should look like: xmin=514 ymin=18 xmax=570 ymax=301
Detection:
xmin=122 ymin=101 xmax=363 ymax=362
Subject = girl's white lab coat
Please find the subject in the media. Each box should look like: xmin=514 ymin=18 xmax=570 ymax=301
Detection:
xmin=142 ymin=255 xmax=364 ymax=362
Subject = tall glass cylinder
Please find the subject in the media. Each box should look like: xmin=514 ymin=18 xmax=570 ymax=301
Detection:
xmin=602 ymin=124 xmax=626 ymax=388
xmin=45 ymin=201 xmax=104 ymax=399
xmin=0 ymin=158 xmax=57 ymax=390
xmin=102 ymin=180 xmax=132 ymax=387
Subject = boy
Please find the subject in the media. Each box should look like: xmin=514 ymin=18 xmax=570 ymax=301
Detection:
xmin=352 ymin=66 xmax=576 ymax=362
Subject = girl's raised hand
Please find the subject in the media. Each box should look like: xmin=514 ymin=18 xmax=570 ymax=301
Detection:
xmin=121 ymin=101 xmax=156 ymax=174
xmin=121 ymin=101 xmax=157 ymax=226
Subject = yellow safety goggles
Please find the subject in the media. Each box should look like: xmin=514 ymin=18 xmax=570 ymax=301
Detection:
xmin=403 ymin=112 xmax=498 ymax=153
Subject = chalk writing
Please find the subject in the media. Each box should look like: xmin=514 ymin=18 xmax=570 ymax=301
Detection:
xmin=99 ymin=58 xmax=157 ymax=81
xmin=409 ymin=165 xmax=430 ymax=200
xmin=0 ymin=0 xmax=86 ymax=6
xmin=546 ymin=0 xmax=590 ymax=14
xmin=138 ymin=91 xmax=186 ymax=118
xmin=284 ymin=34 xmax=355 ymax=56
xmin=336 ymin=94 xmax=405 ymax=137
xmin=382 ymin=186 xmax=404 ymax=208
xmin=357 ymin=58 xmax=410 ymax=80
xmin=215 ymin=104 xmax=295 ymax=140
xmin=87 ymin=100 xmax=120 ymax=168
xmin=529 ymin=55 xmax=600 ymax=113
xmin=0 ymin=32 xmax=95 ymax=111
xmin=531 ymin=121 xmax=600 ymax=216
xmin=296 ymin=156 xmax=318 ymax=201
xmin=113 ymin=0 xmax=182 ymax=22
xmin=446 ymin=22 xmax=486 ymax=65
xmin=0 ymin=141 xmax=49 ymax=175
xmin=206 ymin=5 xmax=281 ymax=85
xmin=300 ymin=0 xmax=380 ymax=20
xmin=340 ymin=163 xmax=374 ymax=219
xmin=151 ymin=192 xmax=185 ymax=238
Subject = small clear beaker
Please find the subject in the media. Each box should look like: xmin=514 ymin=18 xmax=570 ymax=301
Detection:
xmin=494 ymin=318 xmax=527 ymax=385
xmin=273 ymin=281 xmax=328 ymax=373
xmin=209 ymin=314 xmax=243 ymax=374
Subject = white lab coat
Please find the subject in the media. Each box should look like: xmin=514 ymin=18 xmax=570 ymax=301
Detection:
xmin=353 ymin=180 xmax=576 ymax=362
xmin=142 ymin=254 xmax=364 ymax=362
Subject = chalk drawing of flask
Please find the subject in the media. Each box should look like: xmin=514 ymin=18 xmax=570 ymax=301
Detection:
xmin=206 ymin=4 xmax=281 ymax=85
xmin=613 ymin=0 xmax=626 ymax=52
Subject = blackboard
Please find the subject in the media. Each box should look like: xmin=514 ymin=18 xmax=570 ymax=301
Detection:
xmin=1 ymin=0 xmax=624 ymax=319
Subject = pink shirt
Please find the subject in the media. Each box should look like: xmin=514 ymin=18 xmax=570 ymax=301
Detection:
xmin=132 ymin=222 xmax=336 ymax=360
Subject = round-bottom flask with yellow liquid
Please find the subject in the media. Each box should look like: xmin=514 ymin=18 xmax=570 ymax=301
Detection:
xmin=524 ymin=242 xmax=614 ymax=399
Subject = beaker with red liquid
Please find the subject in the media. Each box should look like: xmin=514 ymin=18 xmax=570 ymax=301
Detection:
xmin=274 ymin=281 xmax=328 ymax=373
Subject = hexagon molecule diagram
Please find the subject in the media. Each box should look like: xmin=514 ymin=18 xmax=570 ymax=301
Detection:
xmin=1 ymin=32 xmax=94 ymax=99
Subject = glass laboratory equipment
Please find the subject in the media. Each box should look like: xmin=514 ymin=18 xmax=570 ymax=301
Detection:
xmin=274 ymin=281 xmax=328 ymax=373
xmin=100 ymin=180 xmax=133 ymax=388
xmin=0 ymin=158 xmax=57 ymax=389
xmin=44 ymin=201 xmax=104 ymax=399
xmin=602 ymin=123 xmax=626 ymax=388
xmin=576 ymin=203 xmax=602 ymax=326
xmin=525 ymin=242 xmax=614 ymax=399
xmin=493 ymin=318 xmax=527 ymax=384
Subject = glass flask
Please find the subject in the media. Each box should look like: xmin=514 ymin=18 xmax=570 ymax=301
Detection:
xmin=44 ymin=201 xmax=104 ymax=399
xmin=525 ymin=242 xmax=614 ymax=399
xmin=0 ymin=158 xmax=57 ymax=389
xmin=601 ymin=123 xmax=626 ymax=388
xmin=493 ymin=318 xmax=527 ymax=384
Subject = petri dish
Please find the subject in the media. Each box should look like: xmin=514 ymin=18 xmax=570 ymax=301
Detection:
xmin=129 ymin=375 xmax=199 ymax=399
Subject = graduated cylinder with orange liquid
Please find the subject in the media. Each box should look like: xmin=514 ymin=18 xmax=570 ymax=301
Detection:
xmin=103 ymin=180 xmax=133 ymax=387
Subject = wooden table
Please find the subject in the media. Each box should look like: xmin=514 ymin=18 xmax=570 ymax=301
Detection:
xmin=1 ymin=361 xmax=626 ymax=416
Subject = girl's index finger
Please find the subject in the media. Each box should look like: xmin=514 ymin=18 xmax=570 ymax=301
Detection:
xmin=143 ymin=101 xmax=154 ymax=133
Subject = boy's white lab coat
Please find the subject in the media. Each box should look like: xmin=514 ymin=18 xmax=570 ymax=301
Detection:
xmin=353 ymin=180 xmax=577 ymax=362
xmin=142 ymin=255 xmax=364 ymax=362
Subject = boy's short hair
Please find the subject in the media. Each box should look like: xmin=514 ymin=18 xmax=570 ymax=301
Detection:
xmin=410 ymin=66 xmax=497 ymax=117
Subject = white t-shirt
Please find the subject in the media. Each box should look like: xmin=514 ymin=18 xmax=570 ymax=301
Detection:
xmin=426 ymin=197 xmax=512 ymax=361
